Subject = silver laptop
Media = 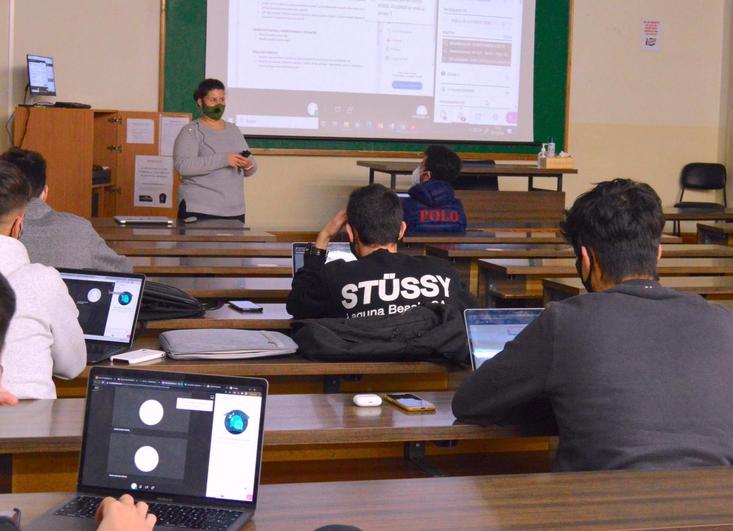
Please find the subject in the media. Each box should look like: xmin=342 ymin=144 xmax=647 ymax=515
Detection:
xmin=58 ymin=269 xmax=145 ymax=364
xmin=114 ymin=216 xmax=175 ymax=226
xmin=464 ymin=308 xmax=543 ymax=370
xmin=26 ymin=367 xmax=268 ymax=531
xmin=291 ymin=241 xmax=357 ymax=275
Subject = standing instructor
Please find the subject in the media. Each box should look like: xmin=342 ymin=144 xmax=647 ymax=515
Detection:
xmin=173 ymin=78 xmax=257 ymax=222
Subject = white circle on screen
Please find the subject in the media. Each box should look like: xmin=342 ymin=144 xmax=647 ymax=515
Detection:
xmin=134 ymin=446 xmax=159 ymax=473
xmin=87 ymin=288 xmax=102 ymax=303
xmin=307 ymin=102 xmax=318 ymax=116
xmin=139 ymin=399 xmax=164 ymax=426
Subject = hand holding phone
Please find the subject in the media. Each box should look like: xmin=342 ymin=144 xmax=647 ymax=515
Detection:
xmin=384 ymin=393 xmax=436 ymax=413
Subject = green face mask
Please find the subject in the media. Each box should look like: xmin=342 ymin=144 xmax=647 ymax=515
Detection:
xmin=202 ymin=103 xmax=225 ymax=120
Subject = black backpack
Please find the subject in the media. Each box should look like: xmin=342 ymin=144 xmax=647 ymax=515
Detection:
xmin=138 ymin=281 xmax=206 ymax=322
xmin=292 ymin=304 xmax=468 ymax=363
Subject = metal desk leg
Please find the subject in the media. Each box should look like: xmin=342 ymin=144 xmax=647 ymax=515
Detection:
xmin=391 ymin=172 xmax=397 ymax=190
xmin=528 ymin=176 xmax=534 ymax=191
xmin=557 ymin=174 xmax=563 ymax=192
xmin=369 ymin=169 xmax=375 ymax=184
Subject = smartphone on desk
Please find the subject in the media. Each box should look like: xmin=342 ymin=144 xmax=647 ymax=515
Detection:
xmin=384 ymin=393 xmax=436 ymax=413
xmin=228 ymin=300 xmax=263 ymax=313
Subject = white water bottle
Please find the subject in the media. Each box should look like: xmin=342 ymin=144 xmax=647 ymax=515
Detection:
xmin=537 ymin=143 xmax=547 ymax=167
xmin=547 ymin=137 xmax=556 ymax=158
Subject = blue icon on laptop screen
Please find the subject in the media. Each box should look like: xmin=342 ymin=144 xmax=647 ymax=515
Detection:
xmin=118 ymin=292 xmax=133 ymax=305
xmin=225 ymin=410 xmax=249 ymax=434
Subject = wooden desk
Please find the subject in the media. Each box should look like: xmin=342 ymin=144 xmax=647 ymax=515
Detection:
xmin=92 ymin=218 xmax=247 ymax=229
xmin=402 ymin=231 xmax=681 ymax=246
xmin=697 ymin=223 xmax=733 ymax=246
xmin=427 ymin=243 xmax=733 ymax=295
xmin=146 ymin=277 xmax=292 ymax=301
xmin=98 ymin=227 xmax=276 ymax=243
xmin=14 ymin=467 xmax=733 ymax=529
xmin=130 ymin=257 xmax=291 ymax=277
xmin=665 ymin=208 xmax=733 ymax=235
xmin=543 ymin=276 xmax=733 ymax=303
xmin=479 ymin=257 xmax=733 ymax=306
xmin=141 ymin=303 xmax=292 ymax=332
xmin=112 ymin=241 xmax=293 ymax=258
xmin=1 ymin=392 xmax=543 ymax=492
xmin=357 ymin=160 xmax=577 ymax=191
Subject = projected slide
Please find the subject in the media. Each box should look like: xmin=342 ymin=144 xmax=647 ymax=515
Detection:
xmin=206 ymin=0 xmax=535 ymax=142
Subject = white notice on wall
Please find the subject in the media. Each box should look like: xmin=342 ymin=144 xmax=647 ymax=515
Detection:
xmin=127 ymin=118 xmax=155 ymax=144
xmin=641 ymin=20 xmax=661 ymax=51
xmin=134 ymin=156 xmax=173 ymax=208
xmin=160 ymin=116 xmax=190 ymax=156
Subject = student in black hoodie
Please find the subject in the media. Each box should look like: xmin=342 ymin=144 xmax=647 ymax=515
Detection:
xmin=287 ymin=184 xmax=476 ymax=319
xmin=403 ymin=145 xmax=467 ymax=234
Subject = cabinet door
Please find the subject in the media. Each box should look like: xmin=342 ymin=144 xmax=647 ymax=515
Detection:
xmin=113 ymin=111 xmax=190 ymax=217
xmin=14 ymin=107 xmax=93 ymax=217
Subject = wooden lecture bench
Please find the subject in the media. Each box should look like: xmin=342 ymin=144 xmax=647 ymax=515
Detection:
xmin=146 ymin=276 xmax=292 ymax=302
xmin=427 ymin=243 xmax=733 ymax=295
xmin=91 ymin=218 xmax=247 ymax=229
xmin=357 ymin=160 xmax=578 ymax=191
xmin=478 ymin=257 xmax=733 ymax=306
xmin=697 ymin=222 xmax=733 ymax=246
xmin=543 ymin=276 xmax=733 ymax=303
xmin=0 ymin=392 xmax=550 ymax=492
xmin=97 ymin=227 xmax=277 ymax=243
xmin=130 ymin=256 xmax=291 ymax=277
xmin=11 ymin=467 xmax=733 ymax=529
xmin=139 ymin=303 xmax=292 ymax=333
xmin=402 ymin=231 xmax=681 ymax=247
xmin=112 ymin=241 xmax=293 ymax=258
xmin=664 ymin=207 xmax=733 ymax=235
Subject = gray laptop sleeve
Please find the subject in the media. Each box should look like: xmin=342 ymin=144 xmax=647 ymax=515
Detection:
xmin=160 ymin=329 xmax=298 ymax=360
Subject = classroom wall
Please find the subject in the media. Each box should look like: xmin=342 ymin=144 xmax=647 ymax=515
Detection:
xmin=0 ymin=0 xmax=160 ymax=152
xmin=0 ymin=1 xmax=730 ymax=229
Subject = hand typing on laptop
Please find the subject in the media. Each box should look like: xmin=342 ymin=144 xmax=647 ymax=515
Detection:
xmin=96 ymin=495 xmax=156 ymax=531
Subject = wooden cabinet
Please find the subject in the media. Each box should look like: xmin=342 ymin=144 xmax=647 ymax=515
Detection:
xmin=13 ymin=107 xmax=190 ymax=218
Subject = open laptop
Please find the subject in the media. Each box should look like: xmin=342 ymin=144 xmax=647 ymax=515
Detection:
xmin=114 ymin=216 xmax=175 ymax=226
xmin=26 ymin=367 xmax=268 ymax=531
xmin=58 ymin=269 xmax=146 ymax=363
xmin=291 ymin=241 xmax=357 ymax=275
xmin=464 ymin=308 xmax=543 ymax=370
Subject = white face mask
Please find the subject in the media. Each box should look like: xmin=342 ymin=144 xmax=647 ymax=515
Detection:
xmin=411 ymin=166 xmax=422 ymax=185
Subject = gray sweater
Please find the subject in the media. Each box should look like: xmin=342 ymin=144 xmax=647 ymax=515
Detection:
xmin=173 ymin=119 xmax=257 ymax=216
xmin=21 ymin=199 xmax=132 ymax=273
xmin=453 ymin=280 xmax=733 ymax=471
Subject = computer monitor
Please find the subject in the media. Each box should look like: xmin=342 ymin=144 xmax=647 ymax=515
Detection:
xmin=27 ymin=54 xmax=56 ymax=96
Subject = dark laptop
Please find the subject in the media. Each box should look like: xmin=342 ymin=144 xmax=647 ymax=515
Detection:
xmin=291 ymin=241 xmax=357 ymax=275
xmin=57 ymin=269 xmax=145 ymax=363
xmin=26 ymin=367 xmax=268 ymax=531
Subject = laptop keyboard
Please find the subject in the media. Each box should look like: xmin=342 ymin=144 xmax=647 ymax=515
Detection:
xmin=55 ymin=495 xmax=244 ymax=530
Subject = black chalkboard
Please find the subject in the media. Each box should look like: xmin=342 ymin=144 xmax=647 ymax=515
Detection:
xmin=163 ymin=0 xmax=570 ymax=155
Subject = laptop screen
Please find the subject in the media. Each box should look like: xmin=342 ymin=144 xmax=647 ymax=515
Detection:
xmin=292 ymin=242 xmax=357 ymax=274
xmin=59 ymin=270 xmax=144 ymax=344
xmin=79 ymin=369 xmax=267 ymax=507
xmin=464 ymin=308 xmax=542 ymax=370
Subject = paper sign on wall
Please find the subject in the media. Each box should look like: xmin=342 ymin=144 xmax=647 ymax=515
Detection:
xmin=134 ymin=156 xmax=173 ymax=208
xmin=160 ymin=116 xmax=190 ymax=156
xmin=126 ymin=118 xmax=155 ymax=144
xmin=641 ymin=20 xmax=661 ymax=51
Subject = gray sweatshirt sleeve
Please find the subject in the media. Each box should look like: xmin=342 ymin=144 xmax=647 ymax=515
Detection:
xmin=87 ymin=226 xmax=133 ymax=273
xmin=173 ymin=124 xmax=231 ymax=177
xmin=242 ymin=137 xmax=257 ymax=177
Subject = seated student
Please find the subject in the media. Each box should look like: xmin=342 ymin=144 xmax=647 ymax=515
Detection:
xmin=0 ymin=161 xmax=86 ymax=399
xmin=402 ymin=145 xmax=467 ymax=234
xmin=452 ymin=179 xmax=733 ymax=471
xmin=287 ymin=183 xmax=476 ymax=319
xmin=0 ymin=148 xmax=133 ymax=272
xmin=0 ymin=273 xmax=18 ymax=406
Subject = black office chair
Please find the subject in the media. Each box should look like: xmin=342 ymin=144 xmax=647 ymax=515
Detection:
xmin=672 ymin=162 xmax=727 ymax=235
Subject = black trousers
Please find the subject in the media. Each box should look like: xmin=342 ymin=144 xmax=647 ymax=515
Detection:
xmin=177 ymin=200 xmax=245 ymax=223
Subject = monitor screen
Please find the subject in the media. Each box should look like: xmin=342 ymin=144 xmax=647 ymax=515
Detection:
xmin=59 ymin=271 xmax=144 ymax=344
xmin=27 ymin=54 xmax=56 ymax=96
xmin=465 ymin=308 xmax=542 ymax=369
xmin=80 ymin=371 xmax=265 ymax=504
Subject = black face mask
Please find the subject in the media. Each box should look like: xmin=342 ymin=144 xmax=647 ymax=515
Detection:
xmin=575 ymin=252 xmax=594 ymax=293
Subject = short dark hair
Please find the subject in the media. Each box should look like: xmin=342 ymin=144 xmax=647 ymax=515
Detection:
xmin=193 ymin=79 xmax=225 ymax=102
xmin=424 ymin=145 xmax=462 ymax=182
xmin=1 ymin=148 xmax=47 ymax=197
xmin=0 ymin=273 xmax=15 ymax=351
xmin=346 ymin=184 xmax=403 ymax=246
xmin=0 ymin=161 xmax=31 ymax=218
xmin=561 ymin=179 xmax=665 ymax=283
